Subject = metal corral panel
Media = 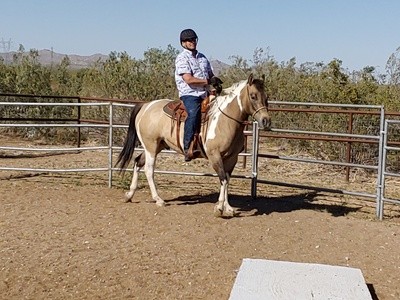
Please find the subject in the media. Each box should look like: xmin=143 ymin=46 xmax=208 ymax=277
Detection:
xmin=229 ymin=259 xmax=372 ymax=300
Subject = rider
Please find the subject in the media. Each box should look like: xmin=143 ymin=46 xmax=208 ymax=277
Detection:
xmin=174 ymin=28 xmax=223 ymax=162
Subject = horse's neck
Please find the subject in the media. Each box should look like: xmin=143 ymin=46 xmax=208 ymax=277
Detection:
xmin=207 ymin=93 xmax=247 ymax=129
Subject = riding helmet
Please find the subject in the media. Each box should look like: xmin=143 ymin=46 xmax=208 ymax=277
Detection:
xmin=180 ymin=29 xmax=198 ymax=42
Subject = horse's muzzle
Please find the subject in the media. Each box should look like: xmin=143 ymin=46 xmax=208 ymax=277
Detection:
xmin=252 ymin=106 xmax=271 ymax=130
xmin=258 ymin=116 xmax=272 ymax=131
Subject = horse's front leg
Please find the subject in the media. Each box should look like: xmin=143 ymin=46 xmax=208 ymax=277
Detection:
xmin=144 ymin=151 xmax=165 ymax=207
xmin=214 ymin=174 xmax=237 ymax=217
xmin=210 ymin=155 xmax=237 ymax=217
xmin=214 ymin=179 xmax=225 ymax=217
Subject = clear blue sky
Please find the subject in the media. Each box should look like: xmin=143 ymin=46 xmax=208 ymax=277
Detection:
xmin=1 ymin=0 xmax=399 ymax=73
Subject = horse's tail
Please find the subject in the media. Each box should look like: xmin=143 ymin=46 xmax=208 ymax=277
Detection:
xmin=115 ymin=103 xmax=144 ymax=172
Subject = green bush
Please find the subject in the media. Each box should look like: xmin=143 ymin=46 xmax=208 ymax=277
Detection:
xmin=1 ymin=45 xmax=399 ymax=169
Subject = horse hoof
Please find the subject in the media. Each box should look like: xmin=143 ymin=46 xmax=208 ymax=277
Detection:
xmin=214 ymin=207 xmax=223 ymax=218
xmin=153 ymin=196 xmax=166 ymax=207
xmin=224 ymin=209 xmax=239 ymax=218
xmin=156 ymin=201 xmax=166 ymax=207
xmin=124 ymin=192 xmax=134 ymax=202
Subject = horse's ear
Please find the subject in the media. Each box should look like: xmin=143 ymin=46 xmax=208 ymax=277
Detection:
xmin=247 ymin=73 xmax=254 ymax=85
xmin=262 ymin=74 xmax=266 ymax=82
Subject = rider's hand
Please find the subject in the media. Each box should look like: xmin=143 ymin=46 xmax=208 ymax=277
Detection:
xmin=208 ymin=76 xmax=223 ymax=94
xmin=208 ymin=76 xmax=223 ymax=86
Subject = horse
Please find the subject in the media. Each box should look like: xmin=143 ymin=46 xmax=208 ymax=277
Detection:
xmin=116 ymin=73 xmax=271 ymax=217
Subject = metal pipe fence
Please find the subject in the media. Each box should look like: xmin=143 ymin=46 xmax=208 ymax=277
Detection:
xmin=0 ymin=101 xmax=114 ymax=174
xmin=252 ymin=101 xmax=400 ymax=219
xmin=377 ymin=119 xmax=400 ymax=219
xmin=1 ymin=96 xmax=399 ymax=219
xmin=0 ymin=99 xmax=255 ymax=186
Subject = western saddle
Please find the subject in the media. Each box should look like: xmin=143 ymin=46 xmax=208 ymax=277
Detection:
xmin=162 ymin=95 xmax=215 ymax=160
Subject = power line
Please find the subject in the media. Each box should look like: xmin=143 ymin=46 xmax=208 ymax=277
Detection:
xmin=0 ymin=38 xmax=12 ymax=63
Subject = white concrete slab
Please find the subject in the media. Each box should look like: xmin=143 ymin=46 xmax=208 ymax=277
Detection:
xmin=229 ymin=259 xmax=372 ymax=300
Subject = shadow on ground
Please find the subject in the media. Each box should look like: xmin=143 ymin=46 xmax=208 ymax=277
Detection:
xmin=367 ymin=283 xmax=380 ymax=300
xmin=169 ymin=191 xmax=361 ymax=217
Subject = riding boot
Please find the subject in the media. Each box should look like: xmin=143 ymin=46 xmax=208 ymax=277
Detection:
xmin=184 ymin=149 xmax=192 ymax=162
xmin=184 ymin=142 xmax=192 ymax=162
xmin=191 ymin=134 xmax=201 ymax=157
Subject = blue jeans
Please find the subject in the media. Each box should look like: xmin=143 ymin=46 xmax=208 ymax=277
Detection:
xmin=181 ymin=95 xmax=202 ymax=151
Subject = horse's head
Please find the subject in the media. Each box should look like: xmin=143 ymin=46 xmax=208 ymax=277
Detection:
xmin=241 ymin=73 xmax=271 ymax=130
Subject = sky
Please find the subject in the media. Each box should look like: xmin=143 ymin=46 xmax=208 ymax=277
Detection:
xmin=1 ymin=0 xmax=400 ymax=73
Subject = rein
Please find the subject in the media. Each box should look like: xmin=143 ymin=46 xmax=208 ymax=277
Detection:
xmin=217 ymin=83 xmax=268 ymax=125
xmin=217 ymin=105 xmax=246 ymax=125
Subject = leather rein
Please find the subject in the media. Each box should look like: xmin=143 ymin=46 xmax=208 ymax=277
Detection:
xmin=217 ymin=84 xmax=268 ymax=125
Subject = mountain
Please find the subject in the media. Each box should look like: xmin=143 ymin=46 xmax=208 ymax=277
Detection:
xmin=38 ymin=49 xmax=108 ymax=68
xmin=211 ymin=59 xmax=230 ymax=76
xmin=0 ymin=49 xmax=229 ymax=74
xmin=0 ymin=49 xmax=108 ymax=68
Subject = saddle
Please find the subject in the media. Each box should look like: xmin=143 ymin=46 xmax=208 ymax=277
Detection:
xmin=163 ymin=96 xmax=213 ymax=160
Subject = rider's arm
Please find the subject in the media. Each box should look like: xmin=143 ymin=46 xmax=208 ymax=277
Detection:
xmin=182 ymin=73 xmax=208 ymax=87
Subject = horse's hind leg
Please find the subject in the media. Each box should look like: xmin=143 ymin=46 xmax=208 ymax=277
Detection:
xmin=125 ymin=153 xmax=145 ymax=202
xmin=143 ymin=149 xmax=165 ymax=207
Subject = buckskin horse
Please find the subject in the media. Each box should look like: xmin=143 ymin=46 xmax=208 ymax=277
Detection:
xmin=116 ymin=74 xmax=271 ymax=217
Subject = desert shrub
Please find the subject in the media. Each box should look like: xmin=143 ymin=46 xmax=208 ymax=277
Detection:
xmin=1 ymin=45 xmax=400 ymax=169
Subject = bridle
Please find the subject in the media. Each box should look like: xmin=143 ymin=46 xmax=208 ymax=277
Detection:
xmin=217 ymin=83 xmax=268 ymax=125
xmin=251 ymin=105 xmax=268 ymax=120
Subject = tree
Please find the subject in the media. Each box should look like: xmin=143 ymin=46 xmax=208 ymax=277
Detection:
xmin=386 ymin=46 xmax=400 ymax=85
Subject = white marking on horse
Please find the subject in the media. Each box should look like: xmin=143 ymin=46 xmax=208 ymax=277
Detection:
xmin=206 ymin=81 xmax=247 ymax=142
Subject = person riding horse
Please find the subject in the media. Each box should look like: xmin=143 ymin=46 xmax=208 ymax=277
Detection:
xmin=174 ymin=29 xmax=223 ymax=162
xmin=116 ymin=73 xmax=271 ymax=217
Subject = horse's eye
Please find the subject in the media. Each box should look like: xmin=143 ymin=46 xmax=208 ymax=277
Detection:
xmin=251 ymin=93 xmax=257 ymax=100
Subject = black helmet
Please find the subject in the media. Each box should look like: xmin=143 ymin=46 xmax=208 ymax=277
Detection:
xmin=180 ymin=29 xmax=198 ymax=43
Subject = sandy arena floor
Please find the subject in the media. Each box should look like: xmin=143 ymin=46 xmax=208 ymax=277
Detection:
xmin=1 ymin=138 xmax=399 ymax=299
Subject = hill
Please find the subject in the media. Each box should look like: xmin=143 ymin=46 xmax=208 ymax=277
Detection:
xmin=0 ymin=49 xmax=108 ymax=69
xmin=0 ymin=49 xmax=229 ymax=74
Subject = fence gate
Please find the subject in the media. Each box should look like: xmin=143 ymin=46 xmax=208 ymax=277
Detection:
xmin=378 ymin=119 xmax=400 ymax=219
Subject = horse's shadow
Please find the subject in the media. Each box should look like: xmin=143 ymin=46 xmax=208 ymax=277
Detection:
xmin=168 ymin=191 xmax=360 ymax=217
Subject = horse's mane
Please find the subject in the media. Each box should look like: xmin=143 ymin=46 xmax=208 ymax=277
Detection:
xmin=208 ymin=80 xmax=247 ymax=116
xmin=220 ymin=78 xmax=264 ymax=97
xmin=207 ymin=77 xmax=266 ymax=118
xmin=221 ymin=80 xmax=247 ymax=95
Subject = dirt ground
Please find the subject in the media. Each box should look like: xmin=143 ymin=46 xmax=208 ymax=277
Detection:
xmin=1 ymin=138 xmax=400 ymax=300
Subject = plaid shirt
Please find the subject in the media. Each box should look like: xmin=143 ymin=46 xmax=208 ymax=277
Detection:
xmin=175 ymin=49 xmax=213 ymax=98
